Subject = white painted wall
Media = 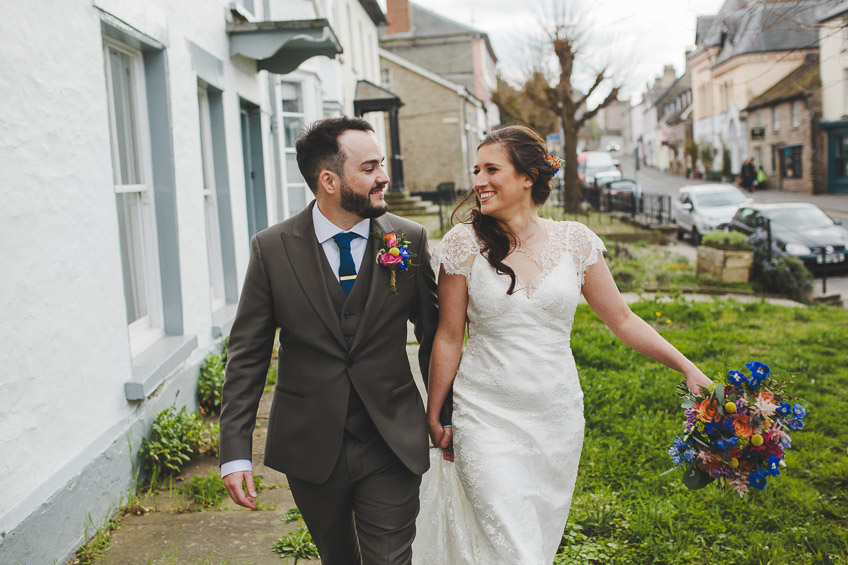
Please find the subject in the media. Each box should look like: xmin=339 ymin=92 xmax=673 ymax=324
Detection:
xmin=820 ymin=15 xmax=848 ymax=121
xmin=0 ymin=0 xmax=287 ymax=557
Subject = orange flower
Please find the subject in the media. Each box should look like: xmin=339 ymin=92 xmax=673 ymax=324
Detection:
xmin=384 ymin=232 xmax=397 ymax=243
xmin=757 ymin=391 xmax=775 ymax=404
xmin=697 ymin=399 xmax=720 ymax=423
xmin=733 ymin=415 xmax=754 ymax=438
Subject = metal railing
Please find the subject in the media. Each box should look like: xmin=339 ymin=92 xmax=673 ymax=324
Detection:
xmin=636 ymin=193 xmax=673 ymax=225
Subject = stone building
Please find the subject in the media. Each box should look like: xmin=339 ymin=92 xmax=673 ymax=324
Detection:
xmin=688 ymin=0 xmax=835 ymax=176
xmin=655 ymin=72 xmax=693 ymax=174
xmin=379 ymin=0 xmax=499 ymax=130
xmin=744 ymin=57 xmax=825 ymax=194
xmin=379 ymin=49 xmax=483 ymax=194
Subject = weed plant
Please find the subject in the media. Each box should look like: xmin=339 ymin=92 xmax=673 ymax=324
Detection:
xmin=198 ymin=353 xmax=225 ymax=416
xmin=559 ymin=299 xmax=848 ymax=564
xmin=140 ymin=405 xmax=207 ymax=486
xmin=179 ymin=468 xmax=227 ymax=510
xmin=272 ymin=521 xmax=319 ymax=564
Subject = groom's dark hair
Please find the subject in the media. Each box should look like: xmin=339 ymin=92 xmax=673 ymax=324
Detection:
xmin=296 ymin=116 xmax=375 ymax=193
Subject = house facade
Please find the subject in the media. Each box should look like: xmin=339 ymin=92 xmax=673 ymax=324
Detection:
xmin=379 ymin=0 xmax=499 ymax=131
xmin=819 ymin=2 xmax=848 ymax=193
xmin=655 ymin=70 xmax=693 ymax=174
xmin=379 ymin=48 xmax=484 ymax=194
xmin=0 ymin=0 xmax=385 ymax=562
xmin=745 ymin=57 xmax=825 ymax=194
xmin=689 ymin=0 xmax=833 ymax=177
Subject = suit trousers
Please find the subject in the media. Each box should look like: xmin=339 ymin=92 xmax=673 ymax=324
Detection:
xmin=287 ymin=431 xmax=422 ymax=565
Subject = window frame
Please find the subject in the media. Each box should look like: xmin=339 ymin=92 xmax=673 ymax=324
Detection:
xmin=103 ymin=37 xmax=165 ymax=355
xmin=772 ymin=106 xmax=780 ymax=132
xmin=279 ymin=80 xmax=310 ymax=218
xmin=791 ymin=100 xmax=800 ymax=128
xmin=197 ymin=86 xmax=227 ymax=311
xmin=780 ymin=145 xmax=803 ymax=179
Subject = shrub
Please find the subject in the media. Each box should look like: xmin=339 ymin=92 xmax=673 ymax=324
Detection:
xmin=198 ymin=353 xmax=225 ymax=416
xmin=705 ymin=170 xmax=722 ymax=182
xmin=140 ymin=405 xmax=206 ymax=486
xmin=700 ymin=230 xmax=750 ymax=251
xmin=749 ymin=231 xmax=812 ymax=302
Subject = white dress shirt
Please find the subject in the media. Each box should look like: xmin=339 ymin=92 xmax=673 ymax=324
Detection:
xmin=221 ymin=204 xmax=371 ymax=478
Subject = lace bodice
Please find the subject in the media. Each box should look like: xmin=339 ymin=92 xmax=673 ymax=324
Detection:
xmin=432 ymin=219 xmax=605 ymax=293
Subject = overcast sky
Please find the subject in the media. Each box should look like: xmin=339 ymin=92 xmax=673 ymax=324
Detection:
xmin=378 ymin=0 xmax=726 ymax=105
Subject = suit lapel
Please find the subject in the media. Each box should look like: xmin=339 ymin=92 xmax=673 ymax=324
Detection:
xmin=280 ymin=202 xmax=347 ymax=350
xmin=349 ymin=214 xmax=396 ymax=353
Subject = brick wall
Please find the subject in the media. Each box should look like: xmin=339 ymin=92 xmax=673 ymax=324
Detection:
xmin=383 ymin=58 xmax=477 ymax=192
xmin=749 ymin=97 xmax=825 ymax=194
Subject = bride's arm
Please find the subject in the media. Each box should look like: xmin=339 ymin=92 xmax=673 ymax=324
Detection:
xmin=581 ymin=257 xmax=712 ymax=394
xmin=427 ymin=266 xmax=468 ymax=456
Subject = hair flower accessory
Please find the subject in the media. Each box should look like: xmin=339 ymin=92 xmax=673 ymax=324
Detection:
xmin=546 ymin=155 xmax=564 ymax=176
xmin=372 ymin=230 xmax=417 ymax=292
xmin=667 ymin=360 xmax=806 ymax=497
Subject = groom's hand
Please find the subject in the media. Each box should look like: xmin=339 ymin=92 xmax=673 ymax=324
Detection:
xmin=223 ymin=470 xmax=258 ymax=509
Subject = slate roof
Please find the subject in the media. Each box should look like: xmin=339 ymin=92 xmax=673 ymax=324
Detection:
xmin=744 ymin=56 xmax=821 ymax=111
xmin=819 ymin=0 xmax=848 ymax=23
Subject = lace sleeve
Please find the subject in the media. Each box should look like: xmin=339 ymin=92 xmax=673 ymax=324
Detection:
xmin=431 ymin=224 xmax=478 ymax=279
xmin=567 ymin=222 xmax=606 ymax=286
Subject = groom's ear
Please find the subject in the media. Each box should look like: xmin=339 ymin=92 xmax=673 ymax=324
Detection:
xmin=318 ymin=169 xmax=338 ymax=196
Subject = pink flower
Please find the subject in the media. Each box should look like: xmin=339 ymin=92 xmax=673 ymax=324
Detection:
xmin=379 ymin=252 xmax=403 ymax=267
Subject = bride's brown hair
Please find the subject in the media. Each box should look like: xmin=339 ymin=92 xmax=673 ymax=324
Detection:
xmin=452 ymin=125 xmax=555 ymax=294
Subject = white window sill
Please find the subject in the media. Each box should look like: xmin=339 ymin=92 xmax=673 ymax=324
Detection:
xmin=212 ymin=303 xmax=238 ymax=338
xmin=125 ymin=334 xmax=198 ymax=400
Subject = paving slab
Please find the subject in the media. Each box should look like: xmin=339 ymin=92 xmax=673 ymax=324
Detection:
xmin=95 ymin=510 xmax=318 ymax=564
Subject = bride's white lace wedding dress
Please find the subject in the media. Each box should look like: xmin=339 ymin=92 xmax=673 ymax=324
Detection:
xmin=413 ymin=219 xmax=605 ymax=565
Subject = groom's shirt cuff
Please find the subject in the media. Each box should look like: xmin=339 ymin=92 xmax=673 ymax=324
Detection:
xmin=221 ymin=459 xmax=253 ymax=478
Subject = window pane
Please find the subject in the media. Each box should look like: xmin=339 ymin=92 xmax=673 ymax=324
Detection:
xmin=108 ymin=48 xmax=141 ymax=185
xmin=287 ymin=185 xmax=307 ymax=216
xmin=116 ymin=192 xmax=148 ymax=322
xmin=283 ymin=116 xmax=303 ymax=148
xmin=204 ymin=194 xmax=225 ymax=304
xmin=281 ymin=82 xmax=302 ymax=113
xmin=285 ymin=152 xmax=305 ymax=184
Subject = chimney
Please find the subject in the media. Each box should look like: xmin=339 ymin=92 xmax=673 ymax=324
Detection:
xmin=386 ymin=0 xmax=412 ymax=34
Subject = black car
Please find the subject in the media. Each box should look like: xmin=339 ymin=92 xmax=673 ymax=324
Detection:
xmin=598 ymin=178 xmax=641 ymax=212
xmin=727 ymin=203 xmax=848 ymax=271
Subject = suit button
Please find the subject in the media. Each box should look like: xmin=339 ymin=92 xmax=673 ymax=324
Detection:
xmin=344 ymin=311 xmax=353 ymax=318
xmin=344 ymin=333 xmax=353 ymax=340
xmin=347 ymin=360 xmax=355 ymax=368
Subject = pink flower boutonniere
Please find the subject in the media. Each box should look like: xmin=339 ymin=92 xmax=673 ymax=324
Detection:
xmin=372 ymin=230 xmax=416 ymax=292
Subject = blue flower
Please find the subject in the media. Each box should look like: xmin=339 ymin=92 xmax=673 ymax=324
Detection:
xmin=669 ymin=437 xmax=688 ymax=466
xmin=788 ymin=416 xmax=804 ymax=430
xmin=704 ymin=421 xmax=723 ymax=437
xmin=776 ymin=402 xmax=791 ymax=416
xmin=746 ymin=361 xmax=771 ymax=380
xmin=747 ymin=374 xmax=764 ymax=389
xmin=748 ymin=471 xmax=767 ymax=490
xmin=399 ymin=260 xmax=409 ymax=270
xmin=683 ymin=449 xmax=696 ymax=462
xmin=726 ymin=371 xmax=746 ymax=386
xmin=399 ymin=246 xmax=411 ymax=260
xmin=779 ymin=435 xmax=792 ymax=449
xmin=767 ymin=455 xmax=781 ymax=477
xmin=715 ymin=437 xmax=739 ymax=451
xmin=792 ymin=404 xmax=806 ymax=418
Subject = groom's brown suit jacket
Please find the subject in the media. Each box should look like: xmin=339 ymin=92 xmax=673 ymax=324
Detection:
xmin=219 ymin=202 xmax=445 ymax=484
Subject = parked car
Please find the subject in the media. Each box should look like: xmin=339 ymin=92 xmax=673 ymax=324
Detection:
xmin=599 ymin=178 xmax=641 ymax=212
xmin=672 ymin=183 xmax=751 ymax=245
xmin=726 ymin=203 xmax=848 ymax=271
xmin=577 ymin=151 xmax=617 ymax=186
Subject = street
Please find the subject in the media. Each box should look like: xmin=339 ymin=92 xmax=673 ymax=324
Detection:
xmin=616 ymin=157 xmax=848 ymax=306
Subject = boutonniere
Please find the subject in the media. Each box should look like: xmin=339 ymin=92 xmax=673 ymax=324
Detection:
xmin=372 ymin=230 xmax=417 ymax=292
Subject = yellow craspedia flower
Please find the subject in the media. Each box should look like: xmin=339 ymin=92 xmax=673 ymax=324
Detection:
xmin=655 ymin=312 xmax=662 ymax=317
xmin=729 ymin=457 xmax=739 ymax=468
xmin=751 ymin=434 xmax=764 ymax=447
xmin=389 ymin=247 xmax=401 ymax=256
xmin=725 ymin=402 xmax=737 ymax=414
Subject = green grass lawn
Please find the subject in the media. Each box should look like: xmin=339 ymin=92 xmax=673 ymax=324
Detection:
xmin=560 ymin=298 xmax=848 ymax=564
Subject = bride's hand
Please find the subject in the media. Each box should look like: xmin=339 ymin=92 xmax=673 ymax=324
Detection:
xmin=684 ymin=366 xmax=713 ymax=394
xmin=428 ymin=420 xmax=455 ymax=462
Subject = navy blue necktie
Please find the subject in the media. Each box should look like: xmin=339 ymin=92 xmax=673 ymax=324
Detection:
xmin=332 ymin=232 xmax=359 ymax=295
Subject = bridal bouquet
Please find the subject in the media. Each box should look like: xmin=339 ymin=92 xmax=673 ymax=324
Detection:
xmin=668 ymin=361 xmax=806 ymax=497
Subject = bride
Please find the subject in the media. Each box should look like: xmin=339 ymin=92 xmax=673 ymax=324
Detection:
xmin=413 ymin=126 xmax=712 ymax=564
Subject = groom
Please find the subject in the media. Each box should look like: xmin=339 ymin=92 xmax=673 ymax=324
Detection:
xmin=219 ymin=116 xmax=447 ymax=564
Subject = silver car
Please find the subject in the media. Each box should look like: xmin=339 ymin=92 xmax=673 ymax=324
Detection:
xmin=673 ymin=184 xmax=752 ymax=245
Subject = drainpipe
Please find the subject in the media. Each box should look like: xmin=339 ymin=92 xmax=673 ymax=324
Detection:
xmin=265 ymin=0 xmax=285 ymax=221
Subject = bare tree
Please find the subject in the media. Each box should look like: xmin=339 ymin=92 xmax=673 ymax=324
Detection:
xmin=524 ymin=0 xmax=626 ymax=213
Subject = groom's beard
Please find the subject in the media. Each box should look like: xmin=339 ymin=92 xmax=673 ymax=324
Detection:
xmin=340 ymin=178 xmax=388 ymax=219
